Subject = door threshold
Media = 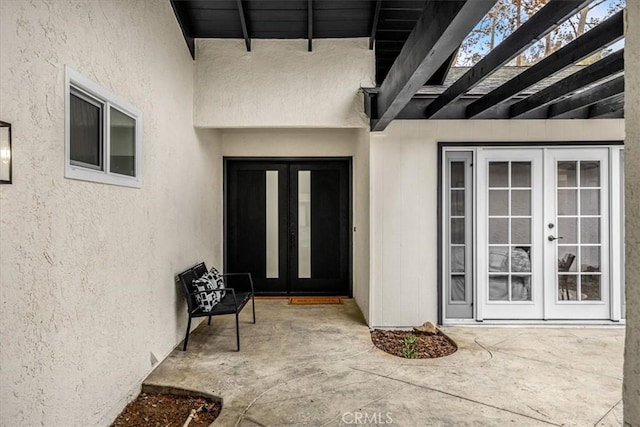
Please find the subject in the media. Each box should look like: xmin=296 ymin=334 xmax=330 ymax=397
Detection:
xmin=443 ymin=319 xmax=625 ymax=327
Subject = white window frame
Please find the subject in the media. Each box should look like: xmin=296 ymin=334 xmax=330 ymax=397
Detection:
xmin=65 ymin=66 xmax=143 ymax=188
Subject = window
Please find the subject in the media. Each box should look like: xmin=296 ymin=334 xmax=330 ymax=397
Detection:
xmin=65 ymin=67 xmax=142 ymax=187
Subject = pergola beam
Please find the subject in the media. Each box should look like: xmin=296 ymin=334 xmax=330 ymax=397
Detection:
xmin=588 ymin=94 xmax=624 ymax=118
xmin=424 ymin=0 xmax=591 ymax=119
xmin=373 ymin=0 xmax=496 ymax=132
xmin=466 ymin=10 xmax=624 ymax=118
xmin=548 ymin=74 xmax=625 ymax=118
xmin=369 ymin=0 xmax=382 ymax=50
xmin=510 ymin=50 xmax=624 ymax=118
xmin=237 ymin=0 xmax=251 ymax=52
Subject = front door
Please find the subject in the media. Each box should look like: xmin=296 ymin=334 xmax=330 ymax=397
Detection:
xmin=477 ymin=148 xmax=610 ymax=320
xmin=226 ymin=159 xmax=351 ymax=296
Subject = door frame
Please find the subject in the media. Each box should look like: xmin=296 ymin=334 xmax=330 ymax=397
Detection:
xmin=438 ymin=141 xmax=624 ymax=324
xmin=223 ymin=157 xmax=354 ymax=297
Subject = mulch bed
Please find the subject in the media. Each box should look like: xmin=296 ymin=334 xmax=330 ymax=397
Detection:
xmin=371 ymin=330 xmax=457 ymax=359
xmin=111 ymin=392 xmax=221 ymax=427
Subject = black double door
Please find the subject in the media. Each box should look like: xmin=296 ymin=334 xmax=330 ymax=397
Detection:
xmin=226 ymin=160 xmax=351 ymax=296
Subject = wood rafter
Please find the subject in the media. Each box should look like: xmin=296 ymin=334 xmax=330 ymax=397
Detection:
xmin=548 ymin=74 xmax=624 ymax=118
xmin=466 ymin=10 xmax=624 ymax=118
xmin=237 ymin=0 xmax=251 ymax=52
xmin=424 ymin=0 xmax=592 ymax=118
xmin=373 ymin=0 xmax=497 ymax=131
xmin=509 ymin=50 xmax=624 ymax=118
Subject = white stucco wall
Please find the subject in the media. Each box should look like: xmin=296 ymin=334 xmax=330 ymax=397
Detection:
xmin=195 ymin=39 xmax=375 ymax=128
xmin=221 ymin=129 xmax=370 ymax=323
xmin=624 ymin=2 xmax=640 ymax=425
xmin=0 ymin=1 xmax=222 ymax=426
xmin=370 ymin=119 xmax=625 ymax=328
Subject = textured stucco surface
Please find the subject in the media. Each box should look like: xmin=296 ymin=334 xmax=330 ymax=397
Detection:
xmin=624 ymin=2 xmax=640 ymax=425
xmin=195 ymin=39 xmax=375 ymax=128
xmin=369 ymin=119 xmax=624 ymax=328
xmin=221 ymin=129 xmax=371 ymax=323
xmin=0 ymin=1 xmax=222 ymax=425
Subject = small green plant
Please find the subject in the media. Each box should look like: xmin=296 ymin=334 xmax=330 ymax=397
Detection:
xmin=401 ymin=335 xmax=418 ymax=359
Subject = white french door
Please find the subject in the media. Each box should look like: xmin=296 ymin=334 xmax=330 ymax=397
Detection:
xmin=477 ymin=147 xmax=610 ymax=320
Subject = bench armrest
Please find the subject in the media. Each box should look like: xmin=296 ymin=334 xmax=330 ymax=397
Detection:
xmin=222 ymin=273 xmax=255 ymax=294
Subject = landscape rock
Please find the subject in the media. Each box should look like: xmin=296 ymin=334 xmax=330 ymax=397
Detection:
xmin=413 ymin=321 xmax=439 ymax=335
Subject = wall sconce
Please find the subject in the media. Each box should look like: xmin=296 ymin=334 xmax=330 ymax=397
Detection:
xmin=0 ymin=121 xmax=11 ymax=184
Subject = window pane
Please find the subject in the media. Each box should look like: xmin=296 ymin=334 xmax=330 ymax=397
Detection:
xmin=558 ymin=247 xmax=578 ymax=272
xmin=580 ymin=189 xmax=600 ymax=215
xmin=580 ymin=161 xmax=600 ymax=187
xmin=581 ymin=247 xmax=600 ymax=272
xmin=511 ymin=162 xmax=531 ymax=187
xmin=451 ymin=246 xmax=465 ymax=273
xmin=110 ymin=108 xmax=136 ymax=177
xmin=451 ymin=189 xmax=465 ymax=216
xmin=489 ymin=276 xmax=509 ymax=301
xmin=489 ymin=162 xmax=508 ymax=187
xmin=511 ymin=247 xmax=531 ymax=272
xmin=558 ymin=217 xmax=578 ymax=244
xmin=511 ymin=190 xmax=531 ymax=216
xmin=489 ymin=218 xmax=508 ymax=244
xmin=489 ymin=190 xmax=508 ymax=216
xmin=511 ymin=276 xmax=531 ymax=301
xmin=557 ymin=161 xmax=577 ymax=187
xmin=451 ymin=218 xmax=465 ymax=244
xmin=581 ymin=218 xmax=600 ymax=244
xmin=70 ymin=92 xmax=102 ymax=168
xmin=558 ymin=275 xmax=578 ymax=301
xmin=489 ymin=246 xmax=508 ymax=272
xmin=450 ymin=162 xmax=465 ymax=187
xmin=511 ymin=219 xmax=531 ymax=244
xmin=451 ymin=276 xmax=465 ymax=301
xmin=581 ymin=275 xmax=601 ymax=301
xmin=557 ymin=189 xmax=577 ymax=215
xmin=298 ymin=171 xmax=311 ymax=279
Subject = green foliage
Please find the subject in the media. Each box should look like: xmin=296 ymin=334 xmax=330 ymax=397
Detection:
xmin=401 ymin=335 xmax=418 ymax=359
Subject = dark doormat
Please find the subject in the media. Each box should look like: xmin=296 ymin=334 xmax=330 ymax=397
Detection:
xmin=288 ymin=297 xmax=343 ymax=305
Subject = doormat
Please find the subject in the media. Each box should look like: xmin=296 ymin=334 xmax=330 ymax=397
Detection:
xmin=289 ymin=297 xmax=343 ymax=305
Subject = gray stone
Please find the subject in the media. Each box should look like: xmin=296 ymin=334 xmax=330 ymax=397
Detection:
xmin=413 ymin=321 xmax=439 ymax=335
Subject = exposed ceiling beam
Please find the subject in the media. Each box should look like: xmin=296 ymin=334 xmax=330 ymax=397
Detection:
xmin=237 ymin=0 xmax=251 ymax=52
xmin=373 ymin=0 xmax=497 ymax=132
xmin=308 ymin=0 xmax=313 ymax=51
xmin=170 ymin=0 xmax=196 ymax=59
xmin=424 ymin=0 xmax=591 ymax=119
xmin=548 ymin=74 xmax=624 ymax=118
xmin=588 ymin=93 xmax=624 ymax=118
xmin=509 ymin=50 xmax=624 ymax=118
xmin=369 ymin=0 xmax=382 ymax=50
xmin=466 ymin=10 xmax=624 ymax=118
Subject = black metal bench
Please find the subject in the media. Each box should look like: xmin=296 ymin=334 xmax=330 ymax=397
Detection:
xmin=177 ymin=262 xmax=255 ymax=351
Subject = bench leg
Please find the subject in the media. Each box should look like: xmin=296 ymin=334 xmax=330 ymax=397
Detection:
xmin=252 ymin=296 xmax=256 ymax=324
xmin=208 ymin=316 xmax=212 ymax=326
xmin=183 ymin=316 xmax=192 ymax=351
xmin=235 ymin=312 xmax=240 ymax=351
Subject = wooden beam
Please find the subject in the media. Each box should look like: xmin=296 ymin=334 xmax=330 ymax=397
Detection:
xmin=369 ymin=0 xmax=382 ymax=50
xmin=373 ymin=0 xmax=496 ymax=132
xmin=588 ymin=94 xmax=624 ymax=118
xmin=308 ymin=0 xmax=313 ymax=52
xmin=237 ymin=0 xmax=251 ymax=52
xmin=424 ymin=0 xmax=591 ymax=118
xmin=509 ymin=50 xmax=624 ymax=118
xmin=170 ymin=0 xmax=196 ymax=59
xmin=466 ymin=10 xmax=624 ymax=118
xmin=548 ymin=75 xmax=624 ymax=118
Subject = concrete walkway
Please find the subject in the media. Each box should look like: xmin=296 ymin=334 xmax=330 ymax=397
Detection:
xmin=144 ymin=300 xmax=625 ymax=426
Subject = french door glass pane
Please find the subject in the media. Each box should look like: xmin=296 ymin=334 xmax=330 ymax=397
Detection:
xmin=451 ymin=246 xmax=465 ymax=272
xmin=451 ymin=218 xmax=465 ymax=244
xmin=511 ymin=219 xmax=531 ymax=244
xmin=489 ymin=246 xmax=508 ymax=272
xmin=511 ymin=162 xmax=531 ymax=187
xmin=451 ymin=276 xmax=465 ymax=301
xmin=556 ymin=160 xmax=602 ymax=301
xmin=511 ymin=190 xmax=531 ymax=215
xmin=511 ymin=247 xmax=531 ymax=272
xmin=489 ymin=218 xmax=509 ymax=244
xmin=511 ymin=276 xmax=531 ymax=301
xmin=451 ymin=162 xmax=465 ymax=187
xmin=489 ymin=276 xmax=509 ymax=301
xmin=451 ymin=190 xmax=465 ymax=216
xmin=266 ymin=171 xmax=279 ymax=279
xmin=489 ymin=162 xmax=508 ymax=187
xmin=489 ymin=190 xmax=508 ymax=215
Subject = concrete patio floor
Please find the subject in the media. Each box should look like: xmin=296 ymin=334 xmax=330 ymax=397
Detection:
xmin=144 ymin=300 xmax=625 ymax=426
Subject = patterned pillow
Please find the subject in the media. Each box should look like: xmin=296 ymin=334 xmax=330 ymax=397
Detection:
xmin=192 ymin=267 xmax=226 ymax=312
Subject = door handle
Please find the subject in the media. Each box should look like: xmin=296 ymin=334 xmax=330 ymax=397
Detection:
xmin=548 ymin=235 xmax=564 ymax=242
